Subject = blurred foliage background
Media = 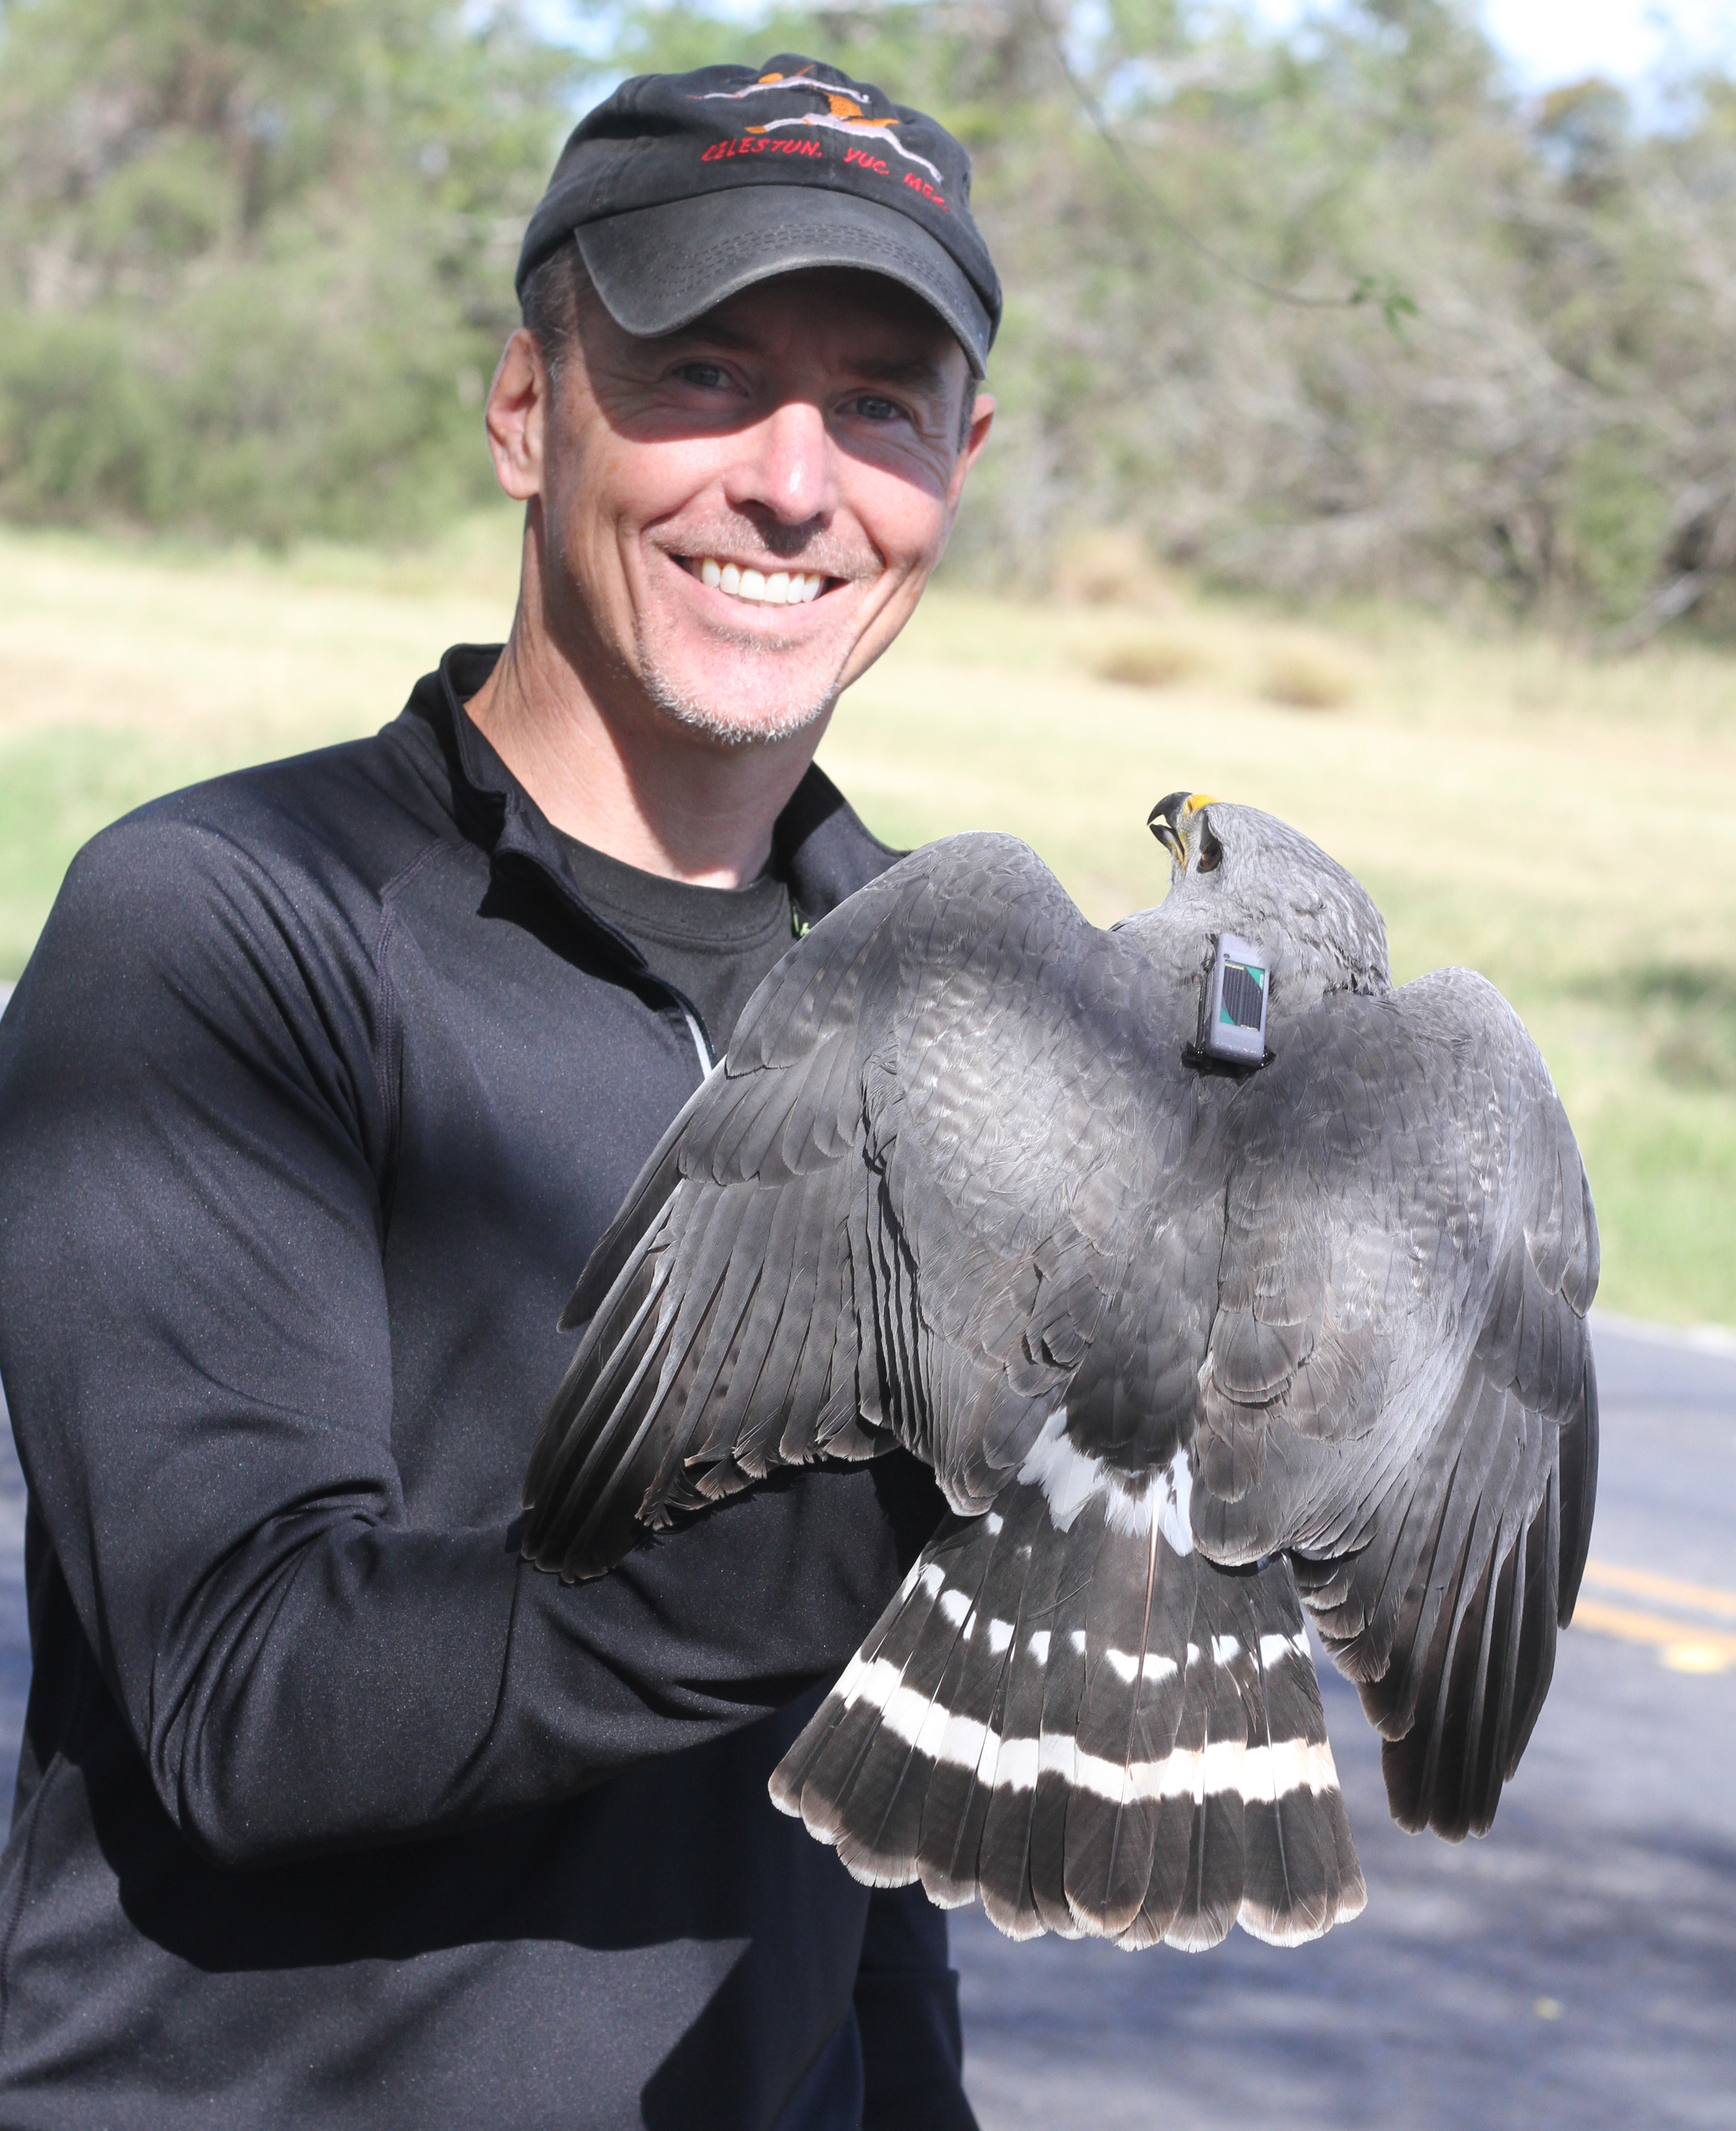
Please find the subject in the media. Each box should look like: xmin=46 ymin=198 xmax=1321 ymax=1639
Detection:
xmin=3 ymin=0 xmax=1736 ymax=639
xmin=0 ymin=0 xmax=567 ymax=540
xmin=0 ymin=0 xmax=1733 ymax=1326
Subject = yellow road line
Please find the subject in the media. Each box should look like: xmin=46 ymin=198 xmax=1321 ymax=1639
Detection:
xmin=1569 ymin=1598 xmax=1736 ymax=1673
xmin=1581 ymin=1560 xmax=1736 ymax=1621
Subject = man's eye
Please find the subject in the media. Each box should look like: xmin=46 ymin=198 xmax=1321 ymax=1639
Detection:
xmin=847 ymin=394 xmax=905 ymax=423
xmin=675 ymin=362 xmax=730 ymax=390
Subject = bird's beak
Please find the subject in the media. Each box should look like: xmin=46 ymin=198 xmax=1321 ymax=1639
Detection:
xmin=1148 ymin=791 xmax=1217 ymax=868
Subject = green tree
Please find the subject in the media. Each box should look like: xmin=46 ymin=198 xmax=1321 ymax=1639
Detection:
xmin=602 ymin=1 xmax=1736 ymax=635
xmin=0 ymin=0 xmax=576 ymax=539
xmin=3 ymin=0 xmax=1734 ymax=638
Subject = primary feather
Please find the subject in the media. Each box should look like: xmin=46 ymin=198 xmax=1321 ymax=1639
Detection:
xmin=523 ymin=800 xmax=1598 ymax=1950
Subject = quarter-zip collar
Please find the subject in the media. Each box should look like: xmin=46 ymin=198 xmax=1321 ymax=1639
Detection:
xmin=394 ymin=644 xmax=901 ymax=968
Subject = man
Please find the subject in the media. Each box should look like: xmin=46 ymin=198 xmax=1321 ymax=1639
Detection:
xmin=0 ymin=56 xmax=999 ymax=2131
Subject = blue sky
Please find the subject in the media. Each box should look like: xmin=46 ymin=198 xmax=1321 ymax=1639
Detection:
xmin=530 ymin=3 xmax=1736 ymax=116
xmin=1243 ymin=1 xmax=1736 ymax=92
xmin=1480 ymin=0 xmax=1735 ymax=91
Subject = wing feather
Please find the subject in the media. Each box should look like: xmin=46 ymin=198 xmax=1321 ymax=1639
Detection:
xmin=524 ymin=820 xmax=1598 ymax=1880
xmin=1193 ymin=968 xmax=1598 ymax=1838
xmin=521 ymin=835 xmax=1151 ymax=1576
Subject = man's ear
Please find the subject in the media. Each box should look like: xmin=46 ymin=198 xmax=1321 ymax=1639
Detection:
xmin=484 ymin=328 xmax=551 ymax=503
xmin=945 ymin=390 xmax=996 ymax=513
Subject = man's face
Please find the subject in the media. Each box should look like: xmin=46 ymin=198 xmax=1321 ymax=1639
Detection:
xmin=510 ymin=265 xmax=992 ymax=747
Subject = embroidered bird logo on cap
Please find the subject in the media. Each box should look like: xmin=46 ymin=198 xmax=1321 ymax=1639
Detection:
xmin=696 ymin=67 xmax=945 ymax=185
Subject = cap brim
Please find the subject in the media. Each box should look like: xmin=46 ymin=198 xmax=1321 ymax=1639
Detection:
xmin=573 ymin=188 xmax=993 ymax=378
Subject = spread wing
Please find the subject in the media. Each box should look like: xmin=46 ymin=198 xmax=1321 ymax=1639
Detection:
xmin=519 ymin=841 xmax=1596 ymax=1943
xmin=520 ymin=833 xmax=1174 ymax=1580
xmin=1188 ymin=969 xmax=1599 ymax=1840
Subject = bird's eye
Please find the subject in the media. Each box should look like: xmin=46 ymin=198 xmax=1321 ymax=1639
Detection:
xmin=1198 ymin=828 xmax=1223 ymax=873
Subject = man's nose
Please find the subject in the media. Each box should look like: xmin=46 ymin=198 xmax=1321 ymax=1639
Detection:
xmin=724 ymin=398 xmax=835 ymax=526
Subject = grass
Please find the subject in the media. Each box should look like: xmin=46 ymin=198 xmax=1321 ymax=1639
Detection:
xmin=2 ymin=515 xmax=1734 ymax=1328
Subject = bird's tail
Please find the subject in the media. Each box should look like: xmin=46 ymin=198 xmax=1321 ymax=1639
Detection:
xmin=770 ymin=1476 xmax=1366 ymax=1948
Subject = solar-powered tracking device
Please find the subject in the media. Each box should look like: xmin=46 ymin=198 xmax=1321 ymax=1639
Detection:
xmin=1197 ymin=932 xmax=1270 ymax=1066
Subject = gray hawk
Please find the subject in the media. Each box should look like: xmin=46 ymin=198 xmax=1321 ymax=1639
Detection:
xmin=521 ymin=792 xmax=1599 ymax=1952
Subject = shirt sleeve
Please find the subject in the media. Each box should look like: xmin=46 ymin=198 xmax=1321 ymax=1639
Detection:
xmin=0 ymin=812 xmax=940 ymax=1866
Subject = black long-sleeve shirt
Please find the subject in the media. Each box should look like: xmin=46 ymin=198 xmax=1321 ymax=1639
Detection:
xmin=0 ymin=647 xmax=970 ymax=2129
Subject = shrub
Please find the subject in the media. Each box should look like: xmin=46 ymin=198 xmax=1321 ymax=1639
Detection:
xmin=0 ymin=0 xmax=571 ymax=541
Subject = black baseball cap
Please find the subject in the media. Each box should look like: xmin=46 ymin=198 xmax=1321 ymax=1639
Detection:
xmin=516 ymin=56 xmax=1002 ymax=377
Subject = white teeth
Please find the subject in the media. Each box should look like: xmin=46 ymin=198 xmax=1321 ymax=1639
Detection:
xmin=693 ymin=559 xmax=827 ymax=606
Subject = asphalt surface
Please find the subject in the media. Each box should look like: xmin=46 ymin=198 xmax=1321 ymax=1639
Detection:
xmin=951 ymin=1318 xmax=1736 ymax=2131
xmin=0 ymin=1112 xmax=1729 ymax=2127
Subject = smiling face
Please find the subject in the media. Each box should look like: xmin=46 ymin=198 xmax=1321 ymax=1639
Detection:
xmin=514 ymin=260 xmax=992 ymax=750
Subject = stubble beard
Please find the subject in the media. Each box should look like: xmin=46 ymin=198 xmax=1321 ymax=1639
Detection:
xmin=631 ymin=610 xmax=846 ymax=749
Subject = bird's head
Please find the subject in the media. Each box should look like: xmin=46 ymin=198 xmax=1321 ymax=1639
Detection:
xmin=1146 ymin=790 xmax=1391 ymax=1009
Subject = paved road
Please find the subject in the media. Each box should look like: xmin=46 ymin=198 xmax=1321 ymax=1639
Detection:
xmin=0 ymin=1314 xmax=1730 ymax=2126
xmin=952 ymin=1318 xmax=1736 ymax=2131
